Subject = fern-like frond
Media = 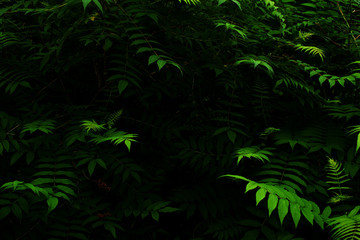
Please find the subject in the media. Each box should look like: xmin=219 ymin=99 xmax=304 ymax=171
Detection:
xmin=0 ymin=32 xmax=18 ymax=49
xmin=325 ymin=158 xmax=351 ymax=201
xmin=81 ymin=120 xmax=106 ymax=133
xmin=236 ymin=146 xmax=273 ymax=164
xmin=215 ymin=20 xmax=247 ymax=40
xmin=179 ymin=0 xmax=201 ymax=5
xmin=260 ymin=127 xmax=280 ymax=138
xmin=293 ymin=44 xmax=325 ymax=61
xmin=325 ymin=104 xmax=360 ymax=122
xmin=297 ymin=31 xmax=314 ymax=41
xmin=327 ymin=206 xmax=360 ymax=240
xmin=255 ymin=152 xmax=317 ymax=194
xmin=220 ymin=175 xmax=325 ymax=229
xmin=235 ymin=55 xmax=274 ymax=77
xmin=274 ymin=76 xmax=318 ymax=96
xmin=106 ymin=110 xmax=123 ymax=129
xmin=89 ymin=128 xmax=137 ymax=151
xmin=21 ymin=120 xmax=56 ymax=134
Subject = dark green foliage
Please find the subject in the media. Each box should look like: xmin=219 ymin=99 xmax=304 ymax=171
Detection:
xmin=1 ymin=0 xmax=360 ymax=239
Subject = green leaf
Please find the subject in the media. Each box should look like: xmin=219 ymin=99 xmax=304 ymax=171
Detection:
xmin=88 ymin=160 xmax=96 ymax=177
xmin=92 ymin=0 xmax=103 ymax=12
xmin=26 ymin=152 xmax=35 ymax=165
xmin=227 ymin=130 xmax=236 ymax=143
xmin=104 ymin=38 xmax=112 ymax=51
xmin=256 ymin=188 xmax=267 ymax=206
xmin=118 ymin=80 xmax=128 ymax=95
xmin=245 ymin=181 xmax=258 ymax=193
xmin=314 ymin=214 xmax=324 ymax=230
xmin=104 ymin=223 xmax=116 ymax=238
xmin=136 ymin=47 xmax=153 ymax=54
xmin=95 ymin=158 xmax=107 ymax=169
xmin=56 ymin=185 xmax=76 ymax=197
xmin=220 ymin=174 xmax=251 ymax=182
xmin=356 ymin=134 xmax=360 ymax=154
xmin=301 ymin=3 xmax=317 ymax=8
xmin=159 ymin=207 xmax=179 ymax=213
xmin=11 ymin=203 xmax=22 ymax=220
xmin=290 ymin=203 xmax=301 ymax=228
xmin=148 ymin=55 xmax=160 ymax=65
xmin=241 ymin=230 xmax=260 ymax=240
xmin=218 ymin=0 xmax=227 ymax=5
xmin=348 ymin=206 xmax=360 ymax=217
xmin=0 ymin=207 xmax=11 ymax=220
xmin=10 ymin=152 xmax=23 ymax=165
xmin=310 ymin=71 xmax=318 ymax=77
xmin=151 ymin=211 xmax=159 ymax=221
xmin=82 ymin=0 xmax=92 ymax=10
xmin=47 ymin=197 xmax=58 ymax=213
xmin=125 ymin=139 xmax=131 ymax=151
xmin=231 ymin=0 xmax=241 ymax=9
xmin=301 ymin=206 xmax=314 ymax=225
xmin=329 ymin=79 xmax=336 ymax=88
xmin=278 ymin=198 xmax=289 ymax=225
xmin=338 ymin=78 xmax=345 ymax=87
xmin=319 ymin=75 xmax=328 ymax=85
xmin=261 ymin=225 xmax=276 ymax=240
xmin=322 ymin=206 xmax=331 ymax=219
xmin=157 ymin=60 xmax=167 ymax=70
xmin=213 ymin=127 xmax=230 ymax=136
xmin=267 ymin=193 xmax=278 ymax=216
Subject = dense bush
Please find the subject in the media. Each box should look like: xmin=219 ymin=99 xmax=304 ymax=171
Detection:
xmin=1 ymin=0 xmax=360 ymax=239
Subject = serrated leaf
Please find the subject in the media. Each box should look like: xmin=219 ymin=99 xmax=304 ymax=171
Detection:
xmin=256 ymin=188 xmax=267 ymax=206
xmin=290 ymin=203 xmax=301 ymax=228
xmin=278 ymin=198 xmax=289 ymax=225
xmin=267 ymin=193 xmax=278 ymax=216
